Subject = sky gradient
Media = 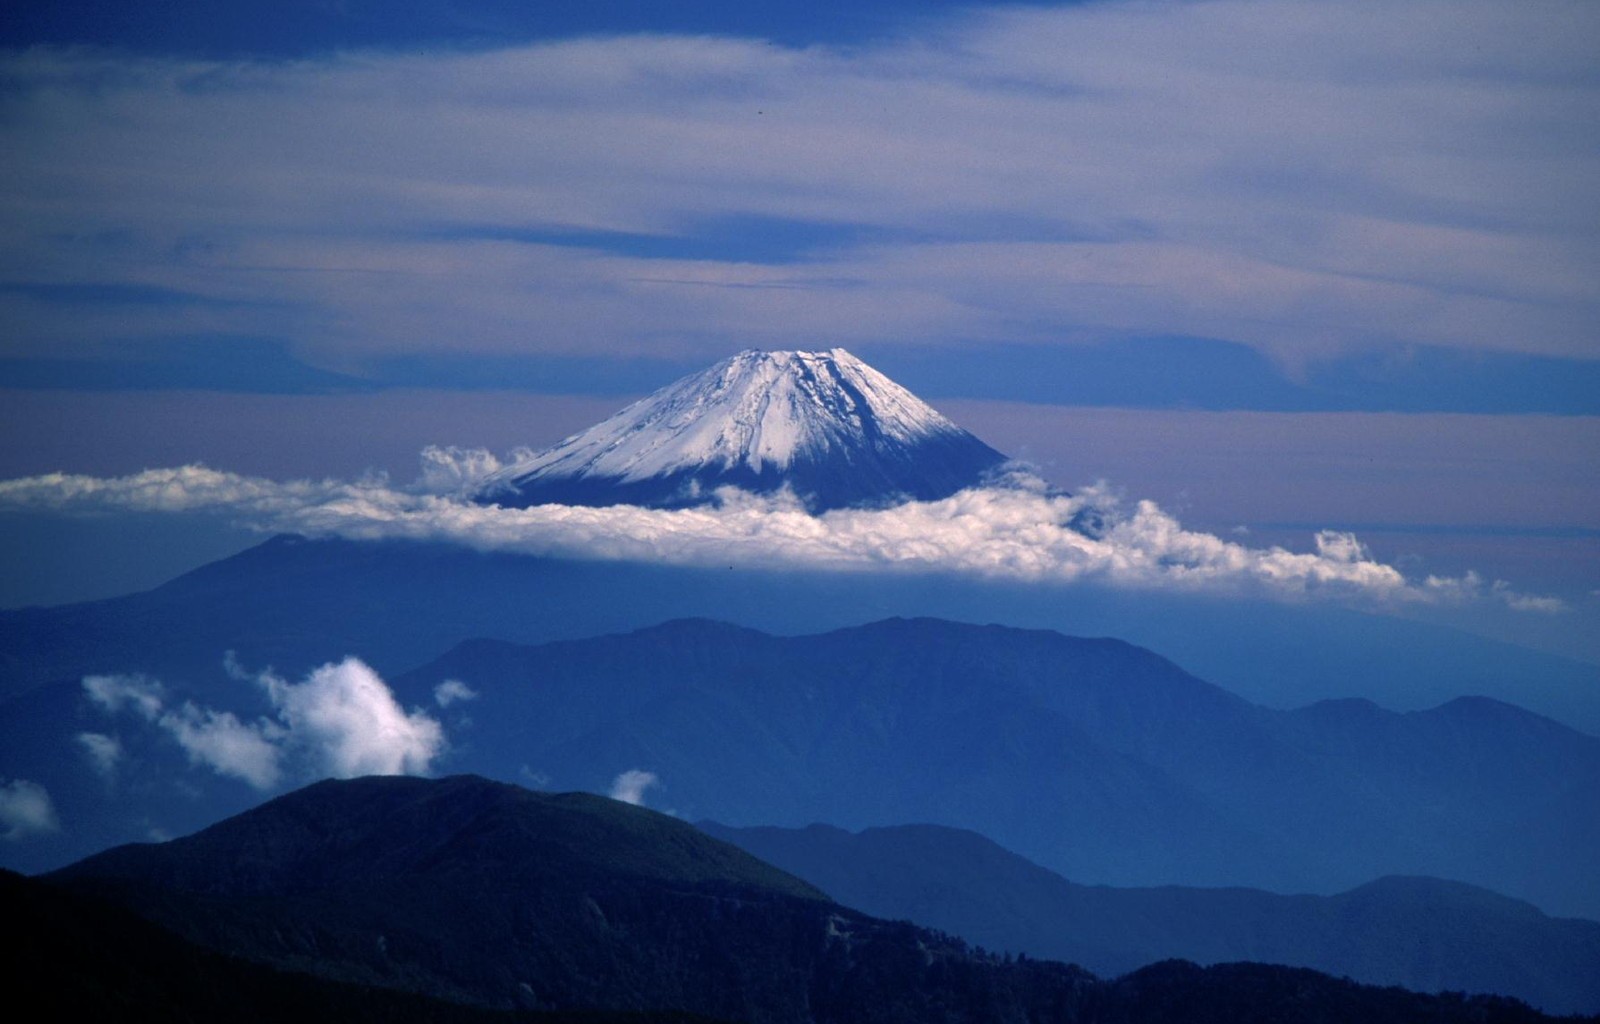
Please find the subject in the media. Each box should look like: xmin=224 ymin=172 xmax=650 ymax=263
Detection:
xmin=1 ymin=0 xmax=1596 ymax=660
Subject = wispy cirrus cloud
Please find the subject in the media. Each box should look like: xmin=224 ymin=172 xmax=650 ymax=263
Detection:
xmin=1 ymin=0 xmax=1595 ymax=391
xmin=0 ymin=448 xmax=1561 ymax=612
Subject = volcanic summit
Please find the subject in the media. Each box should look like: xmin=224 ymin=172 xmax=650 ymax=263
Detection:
xmin=479 ymin=348 xmax=1007 ymax=511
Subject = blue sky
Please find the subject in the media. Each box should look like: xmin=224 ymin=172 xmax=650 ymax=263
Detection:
xmin=3 ymin=0 xmax=1596 ymax=409
xmin=1 ymin=1 xmax=995 ymax=55
xmin=1 ymin=0 xmax=1596 ymax=656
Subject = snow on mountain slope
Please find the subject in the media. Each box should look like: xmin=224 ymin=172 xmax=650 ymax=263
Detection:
xmin=479 ymin=349 xmax=1008 ymax=511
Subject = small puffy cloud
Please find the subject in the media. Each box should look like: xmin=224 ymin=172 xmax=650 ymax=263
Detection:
xmin=260 ymin=659 xmax=443 ymax=778
xmin=1486 ymin=578 xmax=1566 ymax=614
xmin=76 ymin=732 xmax=123 ymax=779
xmin=434 ymin=679 xmax=478 ymax=708
xmin=417 ymin=446 xmax=524 ymax=497
xmin=83 ymin=673 xmax=165 ymax=719
xmin=84 ymin=673 xmax=284 ymax=786
xmin=160 ymin=704 xmax=285 ymax=789
xmin=1 ymin=460 xmax=1563 ymax=612
xmin=1498 ymin=591 xmax=1566 ymax=614
xmin=0 ymin=779 xmax=59 ymax=840
xmin=1314 ymin=531 xmax=1370 ymax=564
xmin=82 ymin=658 xmax=444 ymax=790
xmin=1422 ymin=571 xmax=1566 ymax=615
xmin=609 ymin=769 xmax=659 ymax=807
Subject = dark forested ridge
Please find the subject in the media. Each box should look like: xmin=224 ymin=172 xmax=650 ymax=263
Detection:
xmin=52 ymin=775 xmax=1096 ymax=1022
xmin=40 ymin=775 xmax=1595 ymax=1024
xmin=1 ymin=869 xmax=723 ymax=1024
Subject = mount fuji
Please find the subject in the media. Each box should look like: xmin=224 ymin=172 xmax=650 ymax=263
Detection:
xmin=477 ymin=348 xmax=1008 ymax=511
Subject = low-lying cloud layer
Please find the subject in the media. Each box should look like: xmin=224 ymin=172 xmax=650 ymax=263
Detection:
xmin=0 ymin=448 xmax=1560 ymax=612
xmin=84 ymin=657 xmax=444 ymax=790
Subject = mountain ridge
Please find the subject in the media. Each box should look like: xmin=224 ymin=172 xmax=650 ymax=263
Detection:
xmin=59 ymin=774 xmax=828 ymax=902
xmin=6 ymin=592 xmax=1593 ymax=921
xmin=389 ymin=616 xmax=1600 ymax=918
xmin=45 ymin=774 xmax=1587 ymax=1024
xmin=697 ymin=819 xmax=1600 ymax=1014
xmin=4 ymin=867 xmax=717 ymax=1024
xmin=49 ymin=774 xmax=1099 ymax=1022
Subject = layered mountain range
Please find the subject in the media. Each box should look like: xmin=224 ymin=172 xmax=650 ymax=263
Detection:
xmin=389 ymin=617 xmax=1600 ymax=919
xmin=5 ymin=603 xmax=1598 ymax=919
xmin=700 ymin=820 xmax=1600 ymax=1015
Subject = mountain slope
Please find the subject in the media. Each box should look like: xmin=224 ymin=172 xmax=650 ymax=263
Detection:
xmin=698 ymin=821 xmax=1600 ymax=1015
xmin=478 ymin=349 xmax=1007 ymax=510
xmin=8 ymin=533 xmax=1593 ymax=733
xmin=388 ymin=617 xmax=1600 ymax=918
xmin=47 ymin=776 xmax=1581 ymax=1024
xmin=3 ymin=869 xmax=709 ymax=1024
xmin=6 ymin=594 xmax=1597 ymax=918
xmin=51 ymin=774 xmax=1100 ymax=1023
xmin=6 ymin=537 xmax=1593 ymax=889
xmin=398 ymin=618 xmax=1260 ymax=887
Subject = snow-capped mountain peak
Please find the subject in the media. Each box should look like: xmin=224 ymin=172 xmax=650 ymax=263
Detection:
xmin=479 ymin=348 xmax=1007 ymax=511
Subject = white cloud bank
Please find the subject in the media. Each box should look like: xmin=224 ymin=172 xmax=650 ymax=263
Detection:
xmin=0 ymin=452 xmax=1561 ymax=613
xmin=0 ymin=779 xmax=59 ymax=840
xmin=84 ymin=657 xmax=444 ymax=790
